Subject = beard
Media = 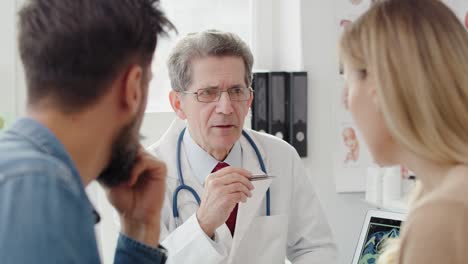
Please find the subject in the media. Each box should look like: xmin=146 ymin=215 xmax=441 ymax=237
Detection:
xmin=97 ymin=116 xmax=141 ymax=187
xmin=97 ymin=67 xmax=150 ymax=187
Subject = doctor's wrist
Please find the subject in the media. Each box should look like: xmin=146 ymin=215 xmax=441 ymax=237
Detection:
xmin=196 ymin=211 xmax=215 ymax=239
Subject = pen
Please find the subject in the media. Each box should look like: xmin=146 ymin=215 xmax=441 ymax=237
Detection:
xmin=250 ymin=174 xmax=276 ymax=181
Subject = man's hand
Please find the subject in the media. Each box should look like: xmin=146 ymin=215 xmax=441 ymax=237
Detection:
xmin=104 ymin=147 xmax=166 ymax=247
xmin=196 ymin=167 xmax=254 ymax=237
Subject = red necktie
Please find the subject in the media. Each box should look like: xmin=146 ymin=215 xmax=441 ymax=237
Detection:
xmin=212 ymin=162 xmax=238 ymax=236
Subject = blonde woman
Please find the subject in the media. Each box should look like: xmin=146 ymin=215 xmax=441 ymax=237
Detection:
xmin=339 ymin=0 xmax=468 ymax=263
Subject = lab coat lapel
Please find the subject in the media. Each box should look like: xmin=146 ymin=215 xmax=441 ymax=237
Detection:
xmin=149 ymin=118 xmax=205 ymax=223
xmin=239 ymin=130 xmax=269 ymax=177
xmin=230 ymin=131 xmax=271 ymax=257
xmin=149 ymin=118 xmax=186 ymax=181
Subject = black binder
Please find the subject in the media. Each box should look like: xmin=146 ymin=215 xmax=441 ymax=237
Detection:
xmin=251 ymin=72 xmax=269 ymax=133
xmin=268 ymin=72 xmax=290 ymax=142
xmin=289 ymin=72 xmax=308 ymax=157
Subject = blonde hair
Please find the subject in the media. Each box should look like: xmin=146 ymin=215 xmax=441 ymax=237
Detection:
xmin=339 ymin=0 xmax=468 ymax=263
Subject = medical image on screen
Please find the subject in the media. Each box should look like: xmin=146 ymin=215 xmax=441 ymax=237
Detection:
xmin=358 ymin=217 xmax=402 ymax=264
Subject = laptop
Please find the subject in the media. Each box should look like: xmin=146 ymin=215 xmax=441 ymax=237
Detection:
xmin=351 ymin=210 xmax=406 ymax=264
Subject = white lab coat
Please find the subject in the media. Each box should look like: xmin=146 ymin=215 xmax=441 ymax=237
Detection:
xmin=147 ymin=119 xmax=337 ymax=264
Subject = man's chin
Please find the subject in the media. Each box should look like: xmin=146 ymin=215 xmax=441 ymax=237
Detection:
xmin=211 ymin=125 xmax=241 ymax=136
xmin=96 ymin=161 xmax=134 ymax=187
xmin=211 ymin=136 xmax=239 ymax=150
xmin=96 ymin=139 xmax=139 ymax=187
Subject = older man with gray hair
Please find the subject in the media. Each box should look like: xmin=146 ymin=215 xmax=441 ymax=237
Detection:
xmin=147 ymin=30 xmax=337 ymax=264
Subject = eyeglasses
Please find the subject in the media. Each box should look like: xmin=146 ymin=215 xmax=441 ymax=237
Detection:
xmin=180 ymin=87 xmax=253 ymax=103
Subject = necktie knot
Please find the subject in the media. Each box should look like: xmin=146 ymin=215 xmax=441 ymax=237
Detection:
xmin=212 ymin=161 xmax=230 ymax=172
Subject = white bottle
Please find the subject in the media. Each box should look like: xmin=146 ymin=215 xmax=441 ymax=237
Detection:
xmin=366 ymin=166 xmax=383 ymax=205
xmin=402 ymin=175 xmax=417 ymax=197
xmin=382 ymin=166 xmax=402 ymax=205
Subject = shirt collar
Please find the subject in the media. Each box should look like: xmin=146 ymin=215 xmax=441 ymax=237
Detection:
xmin=183 ymin=128 xmax=242 ymax=184
xmin=8 ymin=117 xmax=96 ymax=220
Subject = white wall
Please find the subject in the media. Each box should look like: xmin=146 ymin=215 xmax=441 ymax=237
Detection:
xmin=0 ymin=1 xmax=17 ymax=118
xmin=251 ymin=0 xmax=303 ymax=70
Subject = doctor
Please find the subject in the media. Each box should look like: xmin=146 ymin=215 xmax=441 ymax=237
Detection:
xmin=148 ymin=30 xmax=337 ymax=264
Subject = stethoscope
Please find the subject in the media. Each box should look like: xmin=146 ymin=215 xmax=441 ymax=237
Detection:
xmin=172 ymin=127 xmax=271 ymax=226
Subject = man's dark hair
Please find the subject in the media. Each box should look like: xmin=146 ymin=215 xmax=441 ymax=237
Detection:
xmin=18 ymin=0 xmax=175 ymax=112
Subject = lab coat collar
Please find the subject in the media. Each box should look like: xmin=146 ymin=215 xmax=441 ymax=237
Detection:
xmin=148 ymin=118 xmax=186 ymax=181
xmin=238 ymin=130 xmax=268 ymax=175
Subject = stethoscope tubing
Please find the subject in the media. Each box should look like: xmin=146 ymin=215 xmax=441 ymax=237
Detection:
xmin=172 ymin=127 xmax=271 ymax=224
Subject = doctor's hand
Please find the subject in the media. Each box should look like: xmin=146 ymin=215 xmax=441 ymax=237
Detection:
xmin=105 ymin=147 xmax=167 ymax=247
xmin=196 ymin=167 xmax=254 ymax=238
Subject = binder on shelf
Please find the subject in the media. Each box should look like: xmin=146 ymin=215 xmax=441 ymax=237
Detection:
xmin=289 ymin=72 xmax=308 ymax=157
xmin=251 ymin=72 xmax=269 ymax=133
xmin=268 ymin=72 xmax=290 ymax=143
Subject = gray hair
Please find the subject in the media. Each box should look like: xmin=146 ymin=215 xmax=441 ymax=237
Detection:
xmin=167 ymin=29 xmax=254 ymax=92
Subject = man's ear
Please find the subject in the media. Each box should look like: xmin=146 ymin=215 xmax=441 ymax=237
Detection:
xmin=169 ymin=90 xmax=187 ymax=120
xmin=247 ymin=89 xmax=254 ymax=109
xmin=121 ymin=65 xmax=143 ymax=117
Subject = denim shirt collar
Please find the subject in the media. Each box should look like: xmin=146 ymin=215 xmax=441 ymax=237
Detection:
xmin=9 ymin=117 xmax=97 ymax=221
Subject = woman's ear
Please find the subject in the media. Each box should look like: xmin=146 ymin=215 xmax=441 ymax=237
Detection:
xmin=370 ymin=85 xmax=381 ymax=109
xmin=366 ymin=75 xmax=380 ymax=108
xmin=169 ymin=90 xmax=187 ymax=120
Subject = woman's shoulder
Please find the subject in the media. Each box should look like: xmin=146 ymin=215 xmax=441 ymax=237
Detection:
xmin=399 ymin=200 xmax=468 ymax=263
xmin=408 ymin=197 xmax=468 ymax=226
xmin=427 ymin=165 xmax=468 ymax=207
xmin=399 ymin=169 xmax=468 ymax=263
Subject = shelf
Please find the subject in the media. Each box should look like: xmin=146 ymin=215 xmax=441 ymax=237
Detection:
xmin=362 ymin=198 xmax=408 ymax=213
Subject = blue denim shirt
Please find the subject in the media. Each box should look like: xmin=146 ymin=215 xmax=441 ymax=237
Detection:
xmin=0 ymin=118 xmax=166 ymax=264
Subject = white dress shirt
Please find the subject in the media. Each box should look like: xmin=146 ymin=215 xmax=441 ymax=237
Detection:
xmin=183 ymin=128 xmax=242 ymax=183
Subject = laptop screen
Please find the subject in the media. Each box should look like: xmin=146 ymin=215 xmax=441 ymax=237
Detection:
xmin=352 ymin=210 xmax=405 ymax=264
